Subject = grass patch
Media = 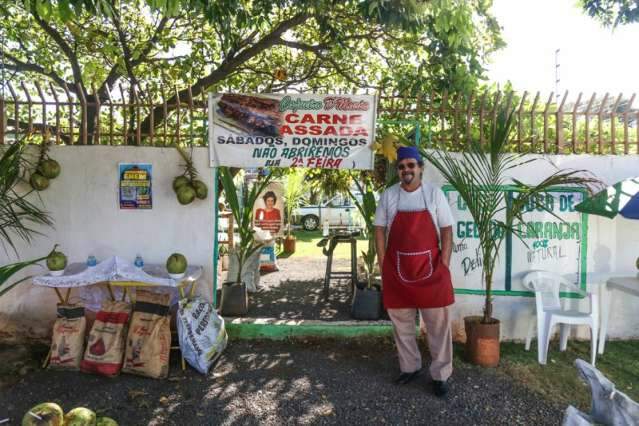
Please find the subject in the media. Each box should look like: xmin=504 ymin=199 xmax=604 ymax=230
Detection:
xmin=498 ymin=339 xmax=639 ymax=410
xmin=277 ymin=230 xmax=368 ymax=259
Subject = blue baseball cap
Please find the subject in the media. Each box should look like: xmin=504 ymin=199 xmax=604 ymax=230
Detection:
xmin=397 ymin=146 xmax=421 ymax=163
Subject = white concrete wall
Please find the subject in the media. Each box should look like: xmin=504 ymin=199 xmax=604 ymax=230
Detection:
xmin=422 ymin=153 xmax=639 ymax=342
xmin=0 ymin=146 xmax=215 ymax=341
xmin=1 ymin=148 xmax=638 ymax=342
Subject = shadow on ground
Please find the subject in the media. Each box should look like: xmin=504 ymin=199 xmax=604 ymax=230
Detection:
xmin=220 ymin=256 xmax=366 ymax=321
xmin=0 ymin=339 xmax=563 ymax=426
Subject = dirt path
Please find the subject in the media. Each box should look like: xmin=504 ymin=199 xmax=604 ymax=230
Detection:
xmin=1 ymin=338 xmax=562 ymax=425
xmin=238 ymin=257 xmax=357 ymax=321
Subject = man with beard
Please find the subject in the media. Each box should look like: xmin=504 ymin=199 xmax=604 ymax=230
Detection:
xmin=374 ymin=145 xmax=455 ymax=397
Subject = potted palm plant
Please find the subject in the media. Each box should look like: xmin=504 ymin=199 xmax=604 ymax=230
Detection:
xmin=423 ymin=104 xmax=596 ymax=367
xmin=219 ymin=167 xmax=272 ymax=316
xmin=282 ymin=169 xmax=308 ymax=254
xmin=349 ymin=177 xmax=382 ymax=320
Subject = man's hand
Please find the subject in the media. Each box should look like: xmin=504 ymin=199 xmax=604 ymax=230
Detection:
xmin=375 ymin=226 xmax=386 ymax=273
xmin=440 ymin=226 xmax=453 ymax=267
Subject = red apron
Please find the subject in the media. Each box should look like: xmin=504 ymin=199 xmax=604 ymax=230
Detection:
xmin=382 ymin=191 xmax=454 ymax=309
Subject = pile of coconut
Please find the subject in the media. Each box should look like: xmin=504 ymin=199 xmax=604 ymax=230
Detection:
xmin=22 ymin=402 xmax=117 ymax=425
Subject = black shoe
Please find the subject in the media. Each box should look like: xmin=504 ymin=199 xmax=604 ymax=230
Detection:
xmin=394 ymin=368 xmax=423 ymax=385
xmin=433 ymin=379 xmax=449 ymax=397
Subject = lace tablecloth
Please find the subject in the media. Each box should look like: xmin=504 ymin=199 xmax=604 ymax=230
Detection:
xmin=33 ymin=256 xmax=202 ymax=288
xmin=33 ymin=256 xmax=203 ymax=310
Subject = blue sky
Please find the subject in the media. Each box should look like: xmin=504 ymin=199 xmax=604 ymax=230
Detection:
xmin=487 ymin=0 xmax=639 ymax=97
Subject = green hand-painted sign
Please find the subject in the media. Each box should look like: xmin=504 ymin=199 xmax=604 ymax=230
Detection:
xmin=443 ymin=185 xmax=588 ymax=298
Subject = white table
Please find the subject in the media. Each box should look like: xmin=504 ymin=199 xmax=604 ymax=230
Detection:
xmin=598 ymin=275 xmax=639 ymax=354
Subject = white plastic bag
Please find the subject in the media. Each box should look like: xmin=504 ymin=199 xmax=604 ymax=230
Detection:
xmin=176 ymin=297 xmax=228 ymax=375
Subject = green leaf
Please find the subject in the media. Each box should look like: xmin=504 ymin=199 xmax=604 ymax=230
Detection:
xmin=0 ymin=254 xmax=48 ymax=298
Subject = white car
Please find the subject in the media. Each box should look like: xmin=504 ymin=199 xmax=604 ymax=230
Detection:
xmin=293 ymin=193 xmax=364 ymax=231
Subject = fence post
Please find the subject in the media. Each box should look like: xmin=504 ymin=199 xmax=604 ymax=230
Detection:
xmin=584 ymin=93 xmax=596 ymax=154
xmin=516 ymin=91 xmax=528 ymax=152
xmin=571 ymin=92 xmax=582 ymax=153
xmin=0 ymin=94 xmax=4 ymax=145
xmin=623 ymin=93 xmax=634 ymax=154
xmin=556 ymin=91 xmax=568 ymax=153
xmin=610 ymin=93 xmax=622 ymax=155
xmin=597 ymin=93 xmax=609 ymax=154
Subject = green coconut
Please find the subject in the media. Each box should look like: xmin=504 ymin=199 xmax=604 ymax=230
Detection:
xmin=96 ymin=418 xmax=118 ymax=426
xmin=30 ymin=173 xmax=50 ymax=191
xmin=176 ymin=185 xmax=196 ymax=205
xmin=46 ymin=250 xmax=67 ymax=271
xmin=37 ymin=159 xmax=61 ymax=179
xmin=172 ymin=175 xmax=190 ymax=192
xmin=63 ymin=407 xmax=96 ymax=426
xmin=21 ymin=402 xmax=64 ymax=426
xmin=192 ymin=180 xmax=208 ymax=200
xmin=166 ymin=253 xmax=187 ymax=274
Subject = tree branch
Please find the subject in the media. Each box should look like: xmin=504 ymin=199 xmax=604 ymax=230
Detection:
xmin=30 ymin=7 xmax=85 ymax=92
xmin=2 ymin=52 xmax=74 ymax=92
xmin=138 ymin=12 xmax=311 ymax=131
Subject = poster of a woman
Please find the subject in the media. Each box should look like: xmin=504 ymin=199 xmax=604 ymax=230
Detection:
xmin=254 ymin=191 xmax=282 ymax=235
xmin=253 ymin=182 xmax=284 ymax=272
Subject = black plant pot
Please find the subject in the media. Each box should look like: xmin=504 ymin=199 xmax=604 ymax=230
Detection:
xmin=351 ymin=282 xmax=382 ymax=320
xmin=219 ymin=282 xmax=248 ymax=316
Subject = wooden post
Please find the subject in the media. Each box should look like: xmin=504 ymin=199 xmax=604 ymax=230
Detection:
xmin=20 ymin=81 xmax=33 ymax=135
xmin=175 ymin=86 xmax=181 ymax=146
xmin=0 ymin=93 xmax=4 ymax=145
xmin=556 ymin=91 xmax=568 ymax=153
xmin=34 ymin=81 xmax=47 ymax=140
xmin=623 ymin=94 xmax=634 ymax=154
xmin=466 ymin=91 xmax=474 ymax=147
xmin=92 ymin=83 xmax=101 ymax=145
xmin=62 ymin=83 xmax=73 ymax=145
xmin=77 ymin=82 xmax=87 ymax=145
xmin=516 ymin=91 xmax=528 ymax=152
xmin=187 ymin=86 xmax=195 ymax=145
xmin=584 ymin=93 xmax=596 ymax=153
xmin=119 ymin=84 xmax=127 ymax=145
xmin=479 ymin=91 xmax=487 ymax=145
xmin=7 ymin=83 xmax=19 ymax=142
xmin=610 ymin=93 xmax=622 ymax=155
xmin=440 ymin=90 xmax=447 ymax=148
xmin=162 ymin=85 xmax=168 ymax=146
xmin=133 ymin=85 xmax=141 ymax=145
xmin=530 ymin=92 xmax=540 ymax=151
xmin=49 ymin=83 xmax=61 ymax=145
xmin=597 ymin=93 xmax=609 ymax=154
xmin=571 ymin=93 xmax=582 ymax=153
xmin=105 ymin=85 xmax=114 ymax=146
xmin=542 ymin=92 xmax=553 ymax=153
xmin=453 ymin=93 xmax=462 ymax=147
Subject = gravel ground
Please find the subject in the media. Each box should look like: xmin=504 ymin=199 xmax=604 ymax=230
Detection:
xmin=0 ymin=338 xmax=563 ymax=426
xmin=239 ymin=257 xmax=359 ymax=321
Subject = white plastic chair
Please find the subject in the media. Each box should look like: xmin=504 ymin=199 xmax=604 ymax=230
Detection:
xmin=522 ymin=271 xmax=599 ymax=366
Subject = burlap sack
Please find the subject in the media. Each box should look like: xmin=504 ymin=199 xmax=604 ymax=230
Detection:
xmin=48 ymin=304 xmax=86 ymax=370
xmin=81 ymin=300 xmax=132 ymax=377
xmin=122 ymin=290 xmax=171 ymax=379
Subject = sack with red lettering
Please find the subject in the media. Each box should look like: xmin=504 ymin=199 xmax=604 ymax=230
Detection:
xmin=122 ymin=290 xmax=171 ymax=379
xmin=48 ymin=304 xmax=86 ymax=370
xmin=80 ymin=300 xmax=132 ymax=377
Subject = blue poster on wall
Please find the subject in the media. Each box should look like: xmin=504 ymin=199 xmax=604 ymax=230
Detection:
xmin=119 ymin=163 xmax=152 ymax=209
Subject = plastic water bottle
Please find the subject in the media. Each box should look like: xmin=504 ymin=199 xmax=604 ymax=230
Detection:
xmin=86 ymin=255 xmax=97 ymax=267
xmin=134 ymin=254 xmax=144 ymax=268
xmin=346 ymin=209 xmax=353 ymax=233
xmin=322 ymin=219 xmax=330 ymax=237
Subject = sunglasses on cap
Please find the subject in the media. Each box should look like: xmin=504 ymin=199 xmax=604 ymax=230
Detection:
xmin=397 ymin=162 xmax=418 ymax=170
